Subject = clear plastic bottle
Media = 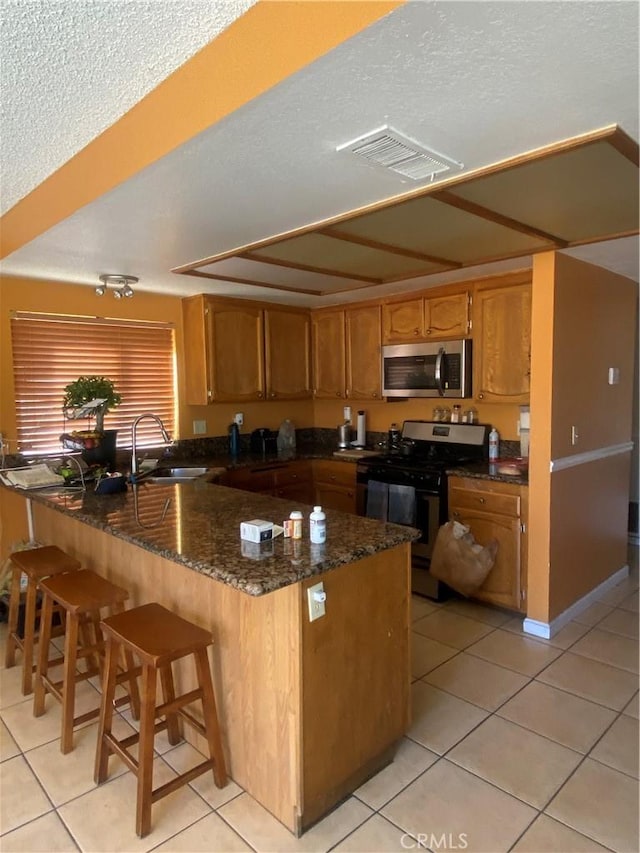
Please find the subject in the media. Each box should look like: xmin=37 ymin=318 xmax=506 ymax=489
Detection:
xmin=489 ymin=427 xmax=500 ymax=461
xmin=309 ymin=506 xmax=326 ymax=544
xmin=451 ymin=405 xmax=461 ymax=423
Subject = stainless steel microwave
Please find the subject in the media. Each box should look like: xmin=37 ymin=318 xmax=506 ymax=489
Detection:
xmin=382 ymin=339 xmax=472 ymax=398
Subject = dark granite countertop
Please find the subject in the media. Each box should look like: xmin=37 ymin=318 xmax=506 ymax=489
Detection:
xmin=447 ymin=461 xmax=528 ymax=487
xmin=14 ymin=480 xmax=418 ymax=596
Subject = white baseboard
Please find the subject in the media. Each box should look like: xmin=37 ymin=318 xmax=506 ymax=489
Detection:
xmin=523 ymin=565 xmax=630 ymax=639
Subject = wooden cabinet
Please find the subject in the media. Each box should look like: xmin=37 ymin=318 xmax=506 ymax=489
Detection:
xmin=448 ymin=475 xmax=527 ymax=612
xmin=312 ymin=304 xmax=381 ymax=400
xmin=313 ymin=460 xmax=357 ymax=514
xmin=264 ymin=308 xmax=311 ymax=400
xmin=473 ymin=279 xmax=532 ymax=403
xmin=382 ymin=290 xmax=470 ymax=343
xmin=311 ymin=310 xmax=346 ymax=399
xmin=227 ymin=460 xmax=314 ymax=504
xmin=182 ymin=295 xmax=311 ymax=404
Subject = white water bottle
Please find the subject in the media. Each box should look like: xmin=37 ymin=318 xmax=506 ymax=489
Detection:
xmin=489 ymin=427 xmax=499 ymax=461
xmin=309 ymin=506 xmax=326 ymax=544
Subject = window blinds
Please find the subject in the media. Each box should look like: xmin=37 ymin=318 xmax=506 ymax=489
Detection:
xmin=10 ymin=314 xmax=176 ymax=455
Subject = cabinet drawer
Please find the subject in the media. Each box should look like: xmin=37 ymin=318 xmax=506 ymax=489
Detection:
xmin=312 ymin=459 xmax=356 ymax=488
xmin=276 ymin=461 xmax=312 ymax=487
xmin=449 ymin=486 xmax=520 ymax=517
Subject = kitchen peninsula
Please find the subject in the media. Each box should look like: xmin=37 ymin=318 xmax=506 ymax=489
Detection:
xmin=3 ymin=479 xmax=418 ymax=835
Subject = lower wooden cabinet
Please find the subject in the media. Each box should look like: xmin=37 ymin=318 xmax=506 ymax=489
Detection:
xmin=447 ymin=475 xmax=528 ymax=612
xmin=226 ymin=460 xmax=314 ymax=504
xmin=312 ymin=460 xmax=357 ymax=514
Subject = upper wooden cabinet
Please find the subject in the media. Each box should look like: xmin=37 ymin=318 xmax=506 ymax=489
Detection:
xmin=312 ymin=304 xmax=381 ymax=400
xmin=382 ymin=290 xmax=470 ymax=343
xmin=473 ymin=278 xmax=532 ymax=403
xmin=182 ymin=295 xmax=311 ymax=404
xmin=264 ymin=307 xmax=312 ymax=400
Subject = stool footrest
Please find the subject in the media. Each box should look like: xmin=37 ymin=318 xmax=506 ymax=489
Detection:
xmin=152 ymin=759 xmax=216 ymax=805
xmin=103 ymin=731 xmax=139 ymax=776
xmin=179 ymin=707 xmax=207 ymax=740
xmin=156 ymin=688 xmax=202 ymax=719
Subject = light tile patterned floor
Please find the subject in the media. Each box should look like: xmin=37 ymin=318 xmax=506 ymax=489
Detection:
xmin=1 ymin=549 xmax=638 ymax=853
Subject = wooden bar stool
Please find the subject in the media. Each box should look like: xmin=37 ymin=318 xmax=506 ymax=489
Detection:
xmin=4 ymin=545 xmax=81 ymax=695
xmin=33 ymin=569 xmax=141 ymax=754
xmin=94 ymin=602 xmax=227 ymax=838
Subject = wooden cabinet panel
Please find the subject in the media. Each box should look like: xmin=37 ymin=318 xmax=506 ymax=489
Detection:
xmin=448 ymin=475 xmax=526 ymax=612
xmin=382 ymin=298 xmax=424 ymax=343
xmin=474 ymin=282 xmax=531 ymax=403
xmin=312 ymin=310 xmax=346 ymax=399
xmin=313 ymin=460 xmax=356 ymax=513
xmin=227 ymin=461 xmax=313 ymax=503
xmin=265 ymin=308 xmax=312 ymax=400
xmin=182 ymin=295 xmax=210 ymax=405
xmin=209 ymin=302 xmax=265 ymax=401
xmin=425 ymin=292 xmax=469 ymax=338
xmin=345 ymin=304 xmax=381 ymax=400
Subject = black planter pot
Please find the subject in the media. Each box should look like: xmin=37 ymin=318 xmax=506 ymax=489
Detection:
xmin=81 ymin=429 xmax=118 ymax=471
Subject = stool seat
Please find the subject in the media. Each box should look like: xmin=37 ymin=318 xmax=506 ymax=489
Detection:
xmin=34 ymin=569 xmax=140 ymax=753
xmin=4 ymin=545 xmax=81 ymax=695
xmin=95 ymin=602 xmax=227 ymax=838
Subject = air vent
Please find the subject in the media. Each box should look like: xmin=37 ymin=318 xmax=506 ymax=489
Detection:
xmin=337 ymin=125 xmax=463 ymax=181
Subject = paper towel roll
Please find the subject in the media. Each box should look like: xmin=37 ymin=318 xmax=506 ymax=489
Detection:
xmin=354 ymin=410 xmax=366 ymax=447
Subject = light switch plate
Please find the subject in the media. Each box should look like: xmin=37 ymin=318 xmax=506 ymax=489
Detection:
xmin=193 ymin=419 xmax=207 ymax=435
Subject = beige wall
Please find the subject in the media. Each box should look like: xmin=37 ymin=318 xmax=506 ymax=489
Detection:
xmin=528 ymin=252 xmax=637 ymax=623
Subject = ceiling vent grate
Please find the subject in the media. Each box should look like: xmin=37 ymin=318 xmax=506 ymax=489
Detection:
xmin=337 ymin=125 xmax=463 ymax=181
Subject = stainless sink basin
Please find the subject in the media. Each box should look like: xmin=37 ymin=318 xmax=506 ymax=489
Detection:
xmin=146 ymin=466 xmax=213 ymax=483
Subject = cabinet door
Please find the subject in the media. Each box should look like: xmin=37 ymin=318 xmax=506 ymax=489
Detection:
xmin=381 ymin=298 xmax=424 ymax=343
xmin=425 ymin=292 xmax=469 ymax=338
xmin=345 ymin=304 xmax=382 ymax=400
xmin=209 ymin=302 xmax=265 ymax=402
xmin=474 ymin=283 xmax=531 ymax=403
xmin=315 ymin=482 xmax=356 ymax=514
xmin=265 ymin=308 xmax=312 ymax=399
xmin=450 ymin=506 xmax=522 ymax=611
xmin=312 ymin=310 xmax=346 ymax=398
xmin=182 ymin=295 xmax=211 ymax=405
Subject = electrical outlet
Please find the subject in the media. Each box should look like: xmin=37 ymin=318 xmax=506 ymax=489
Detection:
xmin=307 ymin=582 xmax=326 ymax=622
xmin=193 ymin=419 xmax=207 ymax=435
xmin=234 ymin=412 xmax=244 ymax=427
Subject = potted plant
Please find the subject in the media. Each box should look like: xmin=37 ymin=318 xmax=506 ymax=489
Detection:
xmin=61 ymin=376 xmax=122 ymax=469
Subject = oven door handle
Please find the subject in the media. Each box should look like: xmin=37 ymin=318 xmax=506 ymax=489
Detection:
xmin=435 ymin=347 xmax=445 ymax=397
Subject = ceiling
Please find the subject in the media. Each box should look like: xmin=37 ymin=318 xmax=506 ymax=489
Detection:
xmin=1 ymin=0 xmax=638 ymax=308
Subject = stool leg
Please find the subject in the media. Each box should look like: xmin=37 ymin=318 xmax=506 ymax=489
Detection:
xmin=21 ymin=577 xmax=38 ymax=695
xmin=110 ymin=602 xmax=140 ymax=721
xmin=136 ymin=663 xmax=157 ymax=838
xmin=194 ymin=648 xmax=227 ymax=788
xmin=95 ymin=638 xmax=119 ymax=784
xmin=60 ymin=612 xmax=79 ymax=754
xmin=159 ymin=664 xmax=181 ymax=745
xmin=4 ymin=565 xmax=21 ymax=669
xmin=33 ymin=592 xmax=54 ymax=717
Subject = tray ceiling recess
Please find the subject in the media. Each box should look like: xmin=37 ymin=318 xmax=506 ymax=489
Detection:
xmin=174 ymin=126 xmax=639 ymax=297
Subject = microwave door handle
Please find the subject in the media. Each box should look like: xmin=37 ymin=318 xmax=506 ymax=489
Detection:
xmin=435 ymin=347 xmax=445 ymax=396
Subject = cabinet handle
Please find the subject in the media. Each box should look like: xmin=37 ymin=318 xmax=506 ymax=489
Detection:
xmin=426 ymin=328 xmax=432 ymax=335
xmin=372 ymin=392 xmax=378 ymax=398
xmin=413 ymin=329 xmax=419 ymax=336
xmin=477 ymin=497 xmax=485 ymax=504
xmin=257 ymin=391 xmax=263 ymax=398
xmin=270 ymin=392 xmax=276 ymax=398
xmin=452 ymin=510 xmax=460 ymax=518
xmin=336 ymin=392 xmax=342 ymax=398
xmin=478 ymin=392 xmax=484 ymax=399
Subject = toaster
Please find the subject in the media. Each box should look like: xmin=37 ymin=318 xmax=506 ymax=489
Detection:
xmin=250 ymin=428 xmax=278 ymax=456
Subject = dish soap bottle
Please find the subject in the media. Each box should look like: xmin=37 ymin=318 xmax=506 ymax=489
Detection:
xmin=309 ymin=506 xmax=326 ymax=544
xmin=489 ymin=427 xmax=499 ymax=461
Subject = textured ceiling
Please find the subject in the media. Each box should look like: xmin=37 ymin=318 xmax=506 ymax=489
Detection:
xmin=0 ymin=0 xmax=255 ymax=214
xmin=0 ymin=0 xmax=638 ymax=306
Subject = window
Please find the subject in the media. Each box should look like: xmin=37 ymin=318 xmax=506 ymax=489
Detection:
xmin=10 ymin=313 xmax=176 ymax=455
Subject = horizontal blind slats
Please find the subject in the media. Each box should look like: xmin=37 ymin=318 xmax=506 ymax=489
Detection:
xmin=11 ymin=316 xmax=176 ymax=455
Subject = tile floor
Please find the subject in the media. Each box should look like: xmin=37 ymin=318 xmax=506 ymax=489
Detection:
xmin=1 ymin=550 xmax=638 ymax=853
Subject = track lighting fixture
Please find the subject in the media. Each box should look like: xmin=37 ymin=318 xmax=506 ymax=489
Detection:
xmin=96 ymin=274 xmax=138 ymax=298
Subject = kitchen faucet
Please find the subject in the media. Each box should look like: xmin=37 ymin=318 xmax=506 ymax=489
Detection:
xmin=130 ymin=413 xmax=171 ymax=481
